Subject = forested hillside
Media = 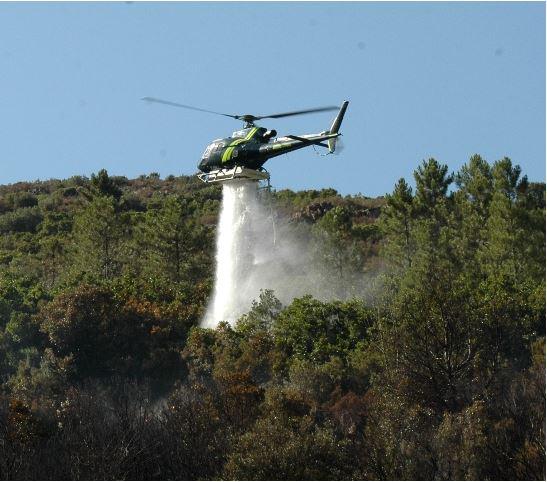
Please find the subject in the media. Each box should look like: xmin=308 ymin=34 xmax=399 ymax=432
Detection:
xmin=0 ymin=156 xmax=544 ymax=480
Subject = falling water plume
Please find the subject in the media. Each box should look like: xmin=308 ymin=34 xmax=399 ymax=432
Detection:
xmin=202 ymin=180 xmax=265 ymax=327
xmin=202 ymin=179 xmax=371 ymax=328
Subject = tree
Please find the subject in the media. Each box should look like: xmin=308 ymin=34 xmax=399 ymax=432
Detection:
xmin=235 ymin=289 xmax=282 ymax=336
xmin=41 ymin=285 xmax=145 ymax=379
xmin=379 ymin=177 xmax=415 ymax=268
xmin=0 ymin=207 xmax=43 ymax=234
xmin=142 ymin=195 xmax=211 ymax=284
xmin=480 ymin=158 xmax=545 ymax=283
xmin=90 ymin=169 xmax=122 ymax=200
xmin=223 ymin=414 xmax=355 ymax=480
xmin=273 ymin=296 xmax=375 ymax=366
xmin=413 ymin=158 xmax=453 ymax=217
xmin=39 ymin=284 xmax=187 ymax=388
xmin=71 ymin=196 xmax=126 ymax=281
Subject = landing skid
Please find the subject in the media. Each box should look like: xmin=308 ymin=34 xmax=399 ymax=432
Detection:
xmin=197 ymin=166 xmax=270 ymax=184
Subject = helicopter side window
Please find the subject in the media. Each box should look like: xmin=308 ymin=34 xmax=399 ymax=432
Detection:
xmin=232 ymin=129 xmax=247 ymax=138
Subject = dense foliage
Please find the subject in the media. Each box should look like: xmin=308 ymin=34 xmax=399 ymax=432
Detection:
xmin=0 ymin=158 xmax=544 ymax=480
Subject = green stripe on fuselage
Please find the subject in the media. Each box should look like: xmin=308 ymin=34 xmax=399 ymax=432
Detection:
xmin=221 ymin=127 xmax=259 ymax=164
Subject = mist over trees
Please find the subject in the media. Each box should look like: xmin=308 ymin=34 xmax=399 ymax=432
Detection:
xmin=0 ymin=158 xmax=544 ymax=480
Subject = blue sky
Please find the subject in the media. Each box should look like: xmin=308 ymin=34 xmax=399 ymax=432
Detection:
xmin=0 ymin=1 xmax=544 ymax=196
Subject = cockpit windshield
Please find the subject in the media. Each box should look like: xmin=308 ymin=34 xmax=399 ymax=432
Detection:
xmin=202 ymin=141 xmax=225 ymax=158
xmin=202 ymin=144 xmax=214 ymax=158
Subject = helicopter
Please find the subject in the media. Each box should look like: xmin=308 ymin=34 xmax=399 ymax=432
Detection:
xmin=142 ymin=97 xmax=349 ymax=183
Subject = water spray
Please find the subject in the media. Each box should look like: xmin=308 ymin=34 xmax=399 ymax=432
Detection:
xmin=202 ymin=180 xmax=267 ymax=327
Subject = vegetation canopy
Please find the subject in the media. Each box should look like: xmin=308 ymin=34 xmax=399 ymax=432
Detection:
xmin=0 ymin=157 xmax=544 ymax=480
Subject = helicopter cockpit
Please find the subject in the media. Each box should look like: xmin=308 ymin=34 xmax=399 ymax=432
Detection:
xmin=201 ymin=139 xmax=225 ymax=158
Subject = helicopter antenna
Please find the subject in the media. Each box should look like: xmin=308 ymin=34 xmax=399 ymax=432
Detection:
xmin=141 ymin=97 xmax=338 ymax=127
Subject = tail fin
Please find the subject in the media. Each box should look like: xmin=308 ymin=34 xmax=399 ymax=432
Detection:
xmin=328 ymin=101 xmax=349 ymax=153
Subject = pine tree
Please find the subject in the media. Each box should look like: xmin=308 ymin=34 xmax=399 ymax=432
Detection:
xmin=453 ymin=155 xmax=493 ymax=278
xmin=143 ymin=196 xmax=209 ymax=284
xmin=379 ymin=177 xmax=414 ymax=268
xmin=71 ymin=196 xmax=125 ymax=281
xmin=90 ymin=169 xmax=122 ymax=200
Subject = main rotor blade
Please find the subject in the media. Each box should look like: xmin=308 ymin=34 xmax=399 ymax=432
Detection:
xmin=141 ymin=97 xmax=238 ymax=119
xmin=255 ymin=105 xmax=339 ymax=120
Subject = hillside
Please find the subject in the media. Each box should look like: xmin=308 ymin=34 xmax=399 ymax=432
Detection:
xmin=0 ymin=156 xmax=544 ymax=480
